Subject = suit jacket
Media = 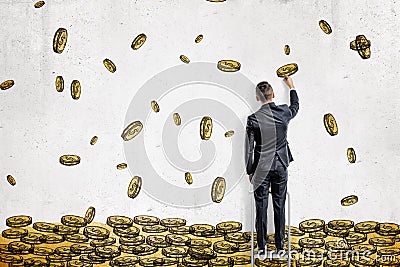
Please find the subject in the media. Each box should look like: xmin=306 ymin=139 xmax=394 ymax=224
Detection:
xmin=246 ymin=90 xmax=299 ymax=176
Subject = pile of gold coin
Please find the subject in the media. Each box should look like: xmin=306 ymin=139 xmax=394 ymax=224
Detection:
xmin=2 ymin=215 xmax=400 ymax=267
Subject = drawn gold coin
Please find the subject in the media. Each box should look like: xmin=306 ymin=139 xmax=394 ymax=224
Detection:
xmin=90 ymin=136 xmax=98 ymax=145
xmin=71 ymin=80 xmax=81 ymax=100
xmin=211 ymin=177 xmax=226 ymax=203
xmin=2 ymin=228 xmax=28 ymax=239
xmin=54 ymin=225 xmax=79 ymax=235
xmin=231 ymin=255 xmax=250 ymax=265
xmin=142 ymin=225 xmax=167 ymax=233
xmin=180 ymin=55 xmax=190 ymax=64
xmin=151 ymin=100 xmax=160 ymax=112
xmin=121 ymin=121 xmax=143 ymax=141
xmin=224 ymin=233 xmax=250 ymax=244
xmin=299 ymin=219 xmax=325 ymax=233
xmin=95 ymin=245 xmax=121 ymax=259
xmin=160 ymin=218 xmax=186 ymax=227
xmin=173 ymin=113 xmax=181 ymax=126
xmin=106 ymin=216 xmax=133 ymax=228
xmin=341 ymin=195 xmax=358 ymax=206
xmin=55 ymin=76 xmax=64 ymax=92
xmin=354 ymin=221 xmax=377 ymax=233
xmin=182 ymin=257 xmax=208 ymax=267
xmin=40 ymin=233 xmax=64 ymax=244
xmin=217 ymin=60 xmax=241 ymax=72
xmin=65 ymin=233 xmax=89 ymax=243
xmin=59 ymin=155 xmax=80 ymax=166
xmin=127 ymin=176 xmax=142 ymax=199
xmin=146 ymin=235 xmax=169 ymax=248
xmin=188 ymin=247 xmax=217 ymax=260
xmin=162 ymin=246 xmax=188 ymax=258
xmin=68 ymin=260 xmax=93 ymax=267
xmin=325 ymin=240 xmax=350 ymax=251
xmin=61 ymin=215 xmax=87 ymax=227
xmin=6 ymin=175 xmax=16 ymax=186
xmin=90 ymin=237 xmax=116 ymax=247
xmin=327 ymin=220 xmax=354 ymax=230
xmin=21 ymin=232 xmax=44 ymax=244
xmin=190 ymin=238 xmax=212 ymax=248
xmin=119 ymin=235 xmax=145 ymax=246
xmin=33 ymin=246 xmax=54 ymax=256
xmin=0 ymin=80 xmax=14 ymax=90
xmin=319 ymin=20 xmax=332 ymax=34
xmin=165 ymin=234 xmax=191 ymax=246
xmin=131 ymin=33 xmax=147 ymax=50
xmin=139 ymin=257 xmax=178 ymax=267
xmin=54 ymin=246 xmax=80 ymax=257
xmin=323 ymin=259 xmax=350 ymax=267
xmin=6 ymin=215 xmax=32 ymax=227
xmin=299 ymin=237 xmax=325 ymax=248
xmin=213 ymin=241 xmax=239 ymax=254
xmin=131 ymin=244 xmax=158 ymax=256
xmin=351 ymin=256 xmax=375 ymax=267
xmin=70 ymin=244 xmax=95 ymax=254
xmin=8 ymin=241 xmax=33 ymax=254
xmin=32 ymin=222 xmax=56 ymax=232
xmin=114 ymin=226 xmax=140 ymax=238
xmin=195 ymin=34 xmax=203 ymax=43
xmin=169 ymin=226 xmax=190 ymax=235
xmin=216 ymin=221 xmax=242 ymax=234
xmin=24 ymin=257 xmax=48 ymax=267
xmin=103 ymin=58 xmax=116 ymax=73
xmin=347 ymin=148 xmax=356 ymax=163
xmin=83 ymin=226 xmax=110 ymax=240
xmin=117 ymin=163 xmax=127 ymax=170
xmin=209 ymin=257 xmax=234 ymax=267
xmin=284 ymin=45 xmax=290 ymax=55
xmin=34 ymin=1 xmax=45 ymax=8
xmin=80 ymin=254 xmax=104 ymax=264
xmin=224 ymin=130 xmax=234 ymax=138
xmin=323 ymin=113 xmax=338 ymax=136
xmin=350 ymin=35 xmax=371 ymax=59
xmin=53 ymin=28 xmax=68 ymax=54
xmin=0 ymin=254 xmax=23 ymax=264
xmin=376 ymin=223 xmax=400 ymax=236
xmin=344 ymin=231 xmax=366 ymax=244
xmin=199 ymin=116 xmax=212 ymax=140
xmin=276 ymin=63 xmax=298 ymax=77
xmin=185 ymin=172 xmax=193 ymax=185
xmin=84 ymin=207 xmax=95 ymax=224
xmin=134 ymin=215 xmax=160 ymax=226
xmin=324 ymin=225 xmax=349 ymax=237
xmin=189 ymin=224 xmax=215 ymax=237
xmin=110 ymin=256 xmax=139 ymax=267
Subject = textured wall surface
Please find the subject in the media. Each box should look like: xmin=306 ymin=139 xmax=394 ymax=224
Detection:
xmin=0 ymin=0 xmax=399 ymax=231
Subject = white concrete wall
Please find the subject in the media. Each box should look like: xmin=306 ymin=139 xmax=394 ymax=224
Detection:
xmin=0 ymin=0 xmax=399 ymax=231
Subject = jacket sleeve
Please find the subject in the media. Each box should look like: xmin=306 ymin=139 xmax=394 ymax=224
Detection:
xmin=288 ymin=89 xmax=299 ymax=120
xmin=245 ymin=115 xmax=255 ymax=175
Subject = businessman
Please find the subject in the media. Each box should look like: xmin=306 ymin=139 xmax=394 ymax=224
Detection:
xmin=245 ymin=76 xmax=299 ymax=257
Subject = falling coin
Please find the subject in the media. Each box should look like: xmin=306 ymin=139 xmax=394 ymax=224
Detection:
xmin=53 ymin=28 xmax=68 ymax=54
xmin=323 ymin=113 xmax=338 ymax=136
xmin=121 ymin=121 xmax=143 ymax=141
xmin=341 ymin=195 xmax=358 ymax=206
xmin=34 ymin=1 xmax=45 ymax=8
xmin=224 ymin=130 xmax=234 ymax=138
xmin=85 ymin=207 xmax=96 ymax=224
xmin=131 ymin=33 xmax=147 ymax=50
xmin=173 ymin=113 xmax=181 ymax=126
xmin=55 ymin=76 xmax=64 ymax=92
xmin=70 ymin=80 xmax=81 ymax=100
xmin=200 ymin=116 xmax=213 ymax=140
xmin=0 ymin=80 xmax=14 ymax=90
xmin=90 ymin=136 xmax=98 ymax=145
xmin=128 ymin=176 xmax=142 ymax=199
xmin=319 ymin=20 xmax=332 ymax=34
xmin=103 ymin=58 xmax=117 ymax=73
xmin=217 ymin=60 xmax=241 ymax=72
xmin=211 ymin=177 xmax=226 ymax=203
xmin=195 ymin=34 xmax=203 ymax=43
xmin=151 ymin=100 xmax=160 ymax=113
xmin=350 ymin=34 xmax=371 ymax=59
xmin=60 ymin=155 xmax=81 ymax=166
xmin=347 ymin=148 xmax=356 ymax=163
xmin=185 ymin=172 xmax=193 ymax=185
xmin=276 ymin=63 xmax=298 ymax=77
xmin=284 ymin=45 xmax=290 ymax=55
xmin=180 ymin=55 xmax=190 ymax=64
xmin=6 ymin=175 xmax=16 ymax=186
xmin=117 ymin=163 xmax=127 ymax=170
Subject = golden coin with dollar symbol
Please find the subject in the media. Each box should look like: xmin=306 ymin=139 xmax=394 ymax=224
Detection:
xmin=89 ymin=136 xmax=98 ymax=145
xmin=376 ymin=223 xmax=400 ymax=236
xmin=121 ymin=121 xmax=143 ymax=141
xmin=2 ymin=228 xmax=28 ymax=239
xmin=169 ymin=226 xmax=190 ymax=235
xmin=341 ymin=195 xmax=358 ymax=206
xmin=68 ymin=260 xmax=93 ymax=267
xmin=110 ymin=256 xmax=139 ymax=267
xmin=120 ymin=235 xmax=145 ymax=246
xmin=200 ymin=116 xmax=213 ymax=140
xmin=54 ymin=225 xmax=79 ymax=235
xmin=41 ymin=233 xmax=64 ymax=244
xmin=182 ymin=257 xmax=208 ymax=267
xmin=209 ymin=257 xmax=234 ymax=267
xmin=173 ymin=113 xmax=181 ymax=126
xmin=84 ymin=207 xmax=95 ymax=224
xmin=323 ymin=260 xmax=350 ymax=267
xmin=188 ymin=247 xmax=217 ymax=260
xmin=0 ymin=254 xmax=23 ymax=264
xmin=54 ymin=246 xmax=80 ymax=257
xmin=160 ymin=218 xmax=186 ymax=227
xmin=131 ymin=244 xmax=158 ymax=256
xmin=185 ymin=172 xmax=193 ymax=185
xmin=324 ymin=225 xmax=349 ymax=237
xmin=162 ymin=246 xmax=188 ymax=258
xmin=65 ymin=233 xmax=89 ymax=243
xmin=81 ymin=253 xmax=104 ymax=264
xmin=165 ymin=234 xmax=191 ymax=246
xmin=189 ymin=224 xmax=215 ymax=237
xmin=24 ymin=257 xmax=48 ymax=267
xmin=6 ymin=215 xmax=32 ymax=227
xmin=180 ymin=55 xmax=190 ymax=64
xmin=8 ymin=241 xmax=33 ymax=254
xmin=142 ymin=225 xmax=167 ymax=233
xmin=211 ymin=177 xmax=226 ymax=203
xmin=323 ymin=113 xmax=338 ymax=136
xmin=83 ymin=226 xmax=110 ymax=240
xmin=71 ymin=244 xmax=94 ymax=254
xmin=106 ymin=216 xmax=133 ymax=228
xmin=114 ymin=226 xmax=140 ymax=238
xmin=347 ymin=148 xmax=356 ymax=163
xmin=216 ymin=222 xmax=242 ymax=234
xmin=131 ymin=33 xmax=147 ymax=50
xmin=276 ymin=63 xmax=298 ymax=77
xmin=345 ymin=231 xmax=366 ymax=245
xmin=6 ymin=175 xmax=16 ymax=186
xmin=134 ymin=215 xmax=160 ymax=226
xmin=151 ymin=100 xmax=160 ymax=113
xmin=59 ymin=155 xmax=80 ymax=166
xmin=284 ymin=45 xmax=290 ymax=55
xmin=103 ymin=58 xmax=116 ymax=73
xmin=71 ymin=80 xmax=81 ymax=100
xmin=354 ymin=221 xmax=377 ymax=233
xmin=33 ymin=222 xmax=56 ymax=232
xmin=61 ymin=215 xmax=87 ymax=227
xmin=0 ymin=80 xmax=14 ymax=90
xmin=231 ymin=255 xmax=250 ymax=265
xmin=298 ymin=237 xmax=325 ymax=248
xmin=146 ymin=235 xmax=169 ymax=248
xmin=190 ymin=238 xmax=212 ymax=248
xmin=53 ymin=28 xmax=68 ymax=54
xmin=319 ymin=20 xmax=332 ymax=34
xmin=95 ymin=245 xmax=121 ymax=259
xmin=139 ymin=257 xmax=178 ymax=267
xmin=55 ymin=76 xmax=64 ymax=92
xmin=217 ymin=60 xmax=241 ymax=72
xmin=299 ymin=219 xmax=325 ymax=233
xmin=90 ymin=237 xmax=116 ymax=247
xmin=21 ymin=232 xmax=44 ymax=244
xmin=224 ymin=232 xmax=250 ymax=244
xmin=34 ymin=1 xmax=45 ymax=8
xmin=213 ymin=241 xmax=239 ymax=254
xmin=117 ymin=163 xmax=127 ymax=170
xmin=33 ymin=246 xmax=54 ymax=256
xmin=127 ymin=176 xmax=142 ymax=199
xmin=327 ymin=220 xmax=354 ymax=230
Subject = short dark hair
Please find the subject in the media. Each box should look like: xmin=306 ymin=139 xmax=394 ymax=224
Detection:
xmin=256 ymin=81 xmax=273 ymax=101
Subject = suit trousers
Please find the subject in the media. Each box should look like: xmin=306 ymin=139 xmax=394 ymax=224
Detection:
xmin=253 ymin=156 xmax=288 ymax=251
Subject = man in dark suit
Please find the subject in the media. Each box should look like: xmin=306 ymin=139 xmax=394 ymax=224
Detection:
xmin=245 ymin=76 xmax=299 ymax=257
